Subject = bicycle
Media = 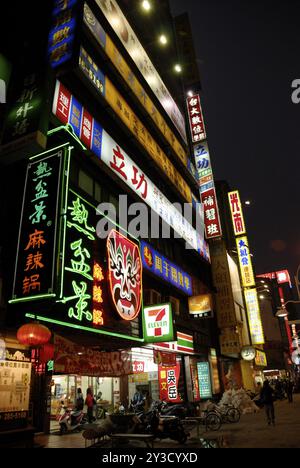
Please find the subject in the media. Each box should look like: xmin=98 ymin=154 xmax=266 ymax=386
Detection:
xmin=207 ymin=403 xmax=240 ymax=424
xmin=182 ymin=409 xmax=222 ymax=436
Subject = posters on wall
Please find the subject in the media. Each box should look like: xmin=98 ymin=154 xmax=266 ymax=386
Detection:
xmin=0 ymin=347 xmax=32 ymax=430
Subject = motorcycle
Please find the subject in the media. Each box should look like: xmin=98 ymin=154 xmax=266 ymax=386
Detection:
xmin=57 ymin=405 xmax=86 ymax=435
xmin=158 ymin=400 xmax=189 ymax=419
xmin=140 ymin=401 xmax=188 ymax=444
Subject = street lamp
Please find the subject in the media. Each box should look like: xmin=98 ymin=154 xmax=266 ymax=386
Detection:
xmin=276 ymin=300 xmax=300 ymax=318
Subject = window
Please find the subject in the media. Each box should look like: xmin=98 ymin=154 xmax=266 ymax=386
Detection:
xmin=79 ymin=170 xmax=93 ymax=197
xmin=94 ymin=182 xmax=102 ymax=203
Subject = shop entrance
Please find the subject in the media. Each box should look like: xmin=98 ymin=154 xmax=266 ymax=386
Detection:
xmin=50 ymin=375 xmax=120 ymax=430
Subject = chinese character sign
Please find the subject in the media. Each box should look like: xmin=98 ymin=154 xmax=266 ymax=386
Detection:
xmin=201 ymin=188 xmax=222 ymax=239
xmin=1 ymin=71 xmax=48 ymax=156
xmin=48 ymin=0 xmax=79 ymax=68
xmin=194 ymin=141 xmax=213 ymax=192
xmin=143 ymin=304 xmax=174 ymax=343
xmin=197 ymin=362 xmax=212 ymax=399
xmin=228 ymin=191 xmax=246 ymax=236
xmin=58 ymin=189 xmax=143 ymax=338
xmin=186 ymin=94 xmax=206 ymax=143
xmin=158 ymin=364 xmax=182 ymax=403
xmin=12 ymin=148 xmax=64 ymax=300
xmin=141 ymin=241 xmax=193 ymax=296
xmin=244 ymin=289 xmax=265 ymax=345
xmin=236 ymin=237 xmax=255 ymax=287
xmin=210 ymin=241 xmax=237 ymax=329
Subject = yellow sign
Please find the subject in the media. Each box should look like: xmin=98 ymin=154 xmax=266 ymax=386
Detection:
xmin=188 ymin=294 xmax=212 ymax=315
xmin=228 ymin=191 xmax=246 ymax=236
xmin=83 ymin=4 xmax=188 ymax=167
xmin=105 ymin=76 xmax=192 ymax=202
xmin=244 ymin=289 xmax=265 ymax=345
xmin=255 ymin=350 xmax=267 ymax=367
xmin=236 ymin=236 xmax=255 ymax=287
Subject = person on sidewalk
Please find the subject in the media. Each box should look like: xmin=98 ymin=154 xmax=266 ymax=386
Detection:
xmin=286 ymin=379 xmax=294 ymax=403
xmin=260 ymin=380 xmax=275 ymax=426
xmin=85 ymin=388 xmax=95 ymax=423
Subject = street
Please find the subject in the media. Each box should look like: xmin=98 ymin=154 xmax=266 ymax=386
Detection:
xmin=34 ymin=395 xmax=300 ymax=449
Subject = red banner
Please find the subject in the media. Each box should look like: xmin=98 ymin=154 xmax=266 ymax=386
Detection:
xmin=54 ymin=335 xmax=132 ymax=377
xmin=201 ymin=187 xmax=222 ymax=239
xmin=158 ymin=364 xmax=182 ymax=403
xmin=186 ymin=94 xmax=206 ymax=143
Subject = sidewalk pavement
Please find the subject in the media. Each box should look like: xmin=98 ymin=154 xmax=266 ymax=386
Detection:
xmin=34 ymin=394 xmax=300 ymax=449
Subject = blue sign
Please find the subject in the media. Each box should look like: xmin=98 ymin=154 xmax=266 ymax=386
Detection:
xmin=69 ymin=96 xmax=83 ymax=138
xmin=197 ymin=362 xmax=212 ymax=399
xmin=141 ymin=241 xmax=193 ymax=296
xmin=48 ymin=1 xmax=77 ymax=68
xmin=91 ymin=120 xmax=103 ymax=159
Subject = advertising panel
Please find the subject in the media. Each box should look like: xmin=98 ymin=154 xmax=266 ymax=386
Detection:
xmin=186 ymin=94 xmax=206 ymax=143
xmin=255 ymin=350 xmax=268 ymax=367
xmin=236 ymin=237 xmax=255 ymax=288
xmin=48 ymin=0 xmax=79 ymax=68
xmin=228 ymin=190 xmax=246 ymax=236
xmin=244 ymin=289 xmax=265 ymax=345
xmin=143 ymin=304 xmax=174 ymax=343
xmin=141 ymin=241 xmax=193 ymax=296
xmin=194 ymin=141 xmax=222 ymax=239
xmin=158 ymin=364 xmax=182 ymax=403
xmin=220 ymin=329 xmax=241 ymax=355
xmin=11 ymin=146 xmax=65 ymax=302
xmin=56 ymin=188 xmax=143 ymax=338
xmin=0 ymin=347 xmax=31 ymax=430
xmin=54 ymin=335 xmax=132 ymax=376
xmin=94 ymin=0 xmax=187 ymax=144
xmin=188 ymin=294 xmax=213 ymax=318
xmin=201 ymin=187 xmax=222 ymax=239
xmin=197 ymin=362 xmax=212 ymax=399
xmin=210 ymin=241 xmax=237 ymax=329
xmin=1 ymin=70 xmax=48 ymax=159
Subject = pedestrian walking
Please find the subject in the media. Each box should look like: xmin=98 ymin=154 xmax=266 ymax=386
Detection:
xmin=260 ymin=380 xmax=275 ymax=426
xmin=286 ymin=379 xmax=294 ymax=403
xmin=85 ymin=388 xmax=95 ymax=423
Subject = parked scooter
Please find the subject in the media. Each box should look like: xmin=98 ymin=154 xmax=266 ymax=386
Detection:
xmin=158 ymin=400 xmax=188 ymax=419
xmin=146 ymin=403 xmax=189 ymax=444
xmin=58 ymin=405 xmax=86 ymax=435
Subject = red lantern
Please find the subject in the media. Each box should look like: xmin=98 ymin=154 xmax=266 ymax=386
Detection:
xmin=39 ymin=343 xmax=55 ymax=363
xmin=17 ymin=322 xmax=51 ymax=347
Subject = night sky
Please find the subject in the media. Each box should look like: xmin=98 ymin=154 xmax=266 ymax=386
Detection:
xmin=170 ymin=0 xmax=300 ymax=279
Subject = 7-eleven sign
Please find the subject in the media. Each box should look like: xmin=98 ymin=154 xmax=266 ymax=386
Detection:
xmin=143 ymin=303 xmax=174 ymax=343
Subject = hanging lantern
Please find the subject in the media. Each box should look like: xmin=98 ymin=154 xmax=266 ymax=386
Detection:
xmin=17 ymin=322 xmax=51 ymax=347
xmin=39 ymin=343 xmax=55 ymax=363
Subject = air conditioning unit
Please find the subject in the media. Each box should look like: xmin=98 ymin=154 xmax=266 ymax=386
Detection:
xmin=168 ymin=296 xmax=180 ymax=316
xmin=143 ymin=289 xmax=162 ymax=306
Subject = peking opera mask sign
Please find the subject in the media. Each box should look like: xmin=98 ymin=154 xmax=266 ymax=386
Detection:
xmin=107 ymin=230 xmax=142 ymax=321
xmin=53 ymin=188 xmax=143 ymax=340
